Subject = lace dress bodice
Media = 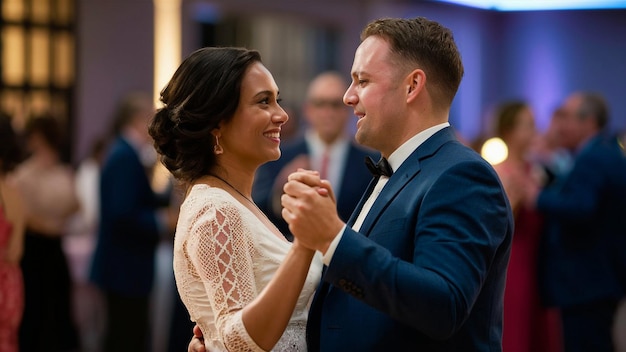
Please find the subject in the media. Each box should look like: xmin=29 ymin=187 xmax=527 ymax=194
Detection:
xmin=173 ymin=184 xmax=322 ymax=351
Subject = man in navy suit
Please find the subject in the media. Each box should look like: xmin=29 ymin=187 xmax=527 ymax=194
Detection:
xmin=534 ymin=92 xmax=626 ymax=352
xmin=253 ymin=71 xmax=378 ymax=240
xmin=90 ymin=92 xmax=174 ymax=352
xmin=281 ymin=17 xmax=513 ymax=351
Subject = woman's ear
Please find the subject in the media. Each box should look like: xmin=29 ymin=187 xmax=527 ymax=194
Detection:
xmin=211 ymin=125 xmax=222 ymax=138
xmin=212 ymin=129 xmax=223 ymax=155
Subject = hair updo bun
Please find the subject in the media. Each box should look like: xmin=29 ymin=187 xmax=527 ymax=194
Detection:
xmin=149 ymin=107 xmax=181 ymax=175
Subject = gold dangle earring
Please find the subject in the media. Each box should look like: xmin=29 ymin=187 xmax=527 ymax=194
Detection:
xmin=214 ymin=134 xmax=224 ymax=155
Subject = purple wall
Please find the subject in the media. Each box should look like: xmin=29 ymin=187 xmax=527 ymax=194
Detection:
xmin=496 ymin=9 xmax=626 ymax=133
xmin=75 ymin=0 xmax=154 ymax=162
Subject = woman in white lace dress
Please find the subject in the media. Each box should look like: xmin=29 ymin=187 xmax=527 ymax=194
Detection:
xmin=149 ymin=47 xmax=323 ymax=351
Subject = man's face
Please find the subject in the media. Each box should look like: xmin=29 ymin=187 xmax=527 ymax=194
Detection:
xmin=343 ymin=36 xmax=408 ymax=156
xmin=557 ymin=94 xmax=587 ymax=150
xmin=304 ymin=75 xmax=350 ymax=144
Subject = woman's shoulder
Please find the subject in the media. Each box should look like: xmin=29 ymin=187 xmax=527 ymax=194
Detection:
xmin=181 ymin=184 xmax=246 ymax=225
xmin=185 ymin=184 xmax=238 ymax=206
xmin=177 ymin=184 xmax=259 ymax=250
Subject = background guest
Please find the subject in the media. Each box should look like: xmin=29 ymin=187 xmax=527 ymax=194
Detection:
xmin=13 ymin=114 xmax=80 ymax=351
xmin=530 ymin=106 xmax=574 ymax=187
xmin=534 ymin=92 xmax=626 ymax=352
xmin=0 ymin=113 xmax=26 ymax=352
xmin=491 ymin=101 xmax=563 ymax=352
xmin=89 ymin=92 xmax=175 ymax=352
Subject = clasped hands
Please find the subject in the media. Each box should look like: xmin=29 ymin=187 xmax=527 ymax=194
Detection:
xmin=281 ymin=169 xmax=346 ymax=255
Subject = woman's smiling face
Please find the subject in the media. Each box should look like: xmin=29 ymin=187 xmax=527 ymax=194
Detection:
xmin=217 ymin=62 xmax=289 ymax=168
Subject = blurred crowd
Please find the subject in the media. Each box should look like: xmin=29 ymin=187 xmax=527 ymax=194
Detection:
xmin=0 ymin=87 xmax=625 ymax=352
xmin=473 ymin=92 xmax=626 ymax=352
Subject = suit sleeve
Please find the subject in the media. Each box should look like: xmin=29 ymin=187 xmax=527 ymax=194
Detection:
xmin=537 ymin=148 xmax=604 ymax=222
xmin=100 ymin=149 xmax=161 ymax=244
xmin=325 ymin=160 xmax=511 ymax=339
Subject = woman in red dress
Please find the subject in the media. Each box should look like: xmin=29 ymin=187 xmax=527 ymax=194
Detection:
xmin=492 ymin=101 xmax=563 ymax=352
xmin=0 ymin=113 xmax=26 ymax=352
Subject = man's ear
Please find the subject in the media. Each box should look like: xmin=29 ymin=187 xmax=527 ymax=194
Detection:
xmin=406 ymin=69 xmax=426 ymax=102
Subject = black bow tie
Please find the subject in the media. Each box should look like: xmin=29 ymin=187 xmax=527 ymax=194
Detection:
xmin=365 ymin=156 xmax=393 ymax=177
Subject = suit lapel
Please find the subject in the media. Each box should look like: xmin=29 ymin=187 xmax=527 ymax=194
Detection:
xmin=358 ymin=165 xmax=419 ymax=235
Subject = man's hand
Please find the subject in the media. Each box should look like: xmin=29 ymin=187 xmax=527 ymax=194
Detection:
xmin=187 ymin=324 xmax=206 ymax=352
xmin=281 ymin=170 xmax=345 ymax=254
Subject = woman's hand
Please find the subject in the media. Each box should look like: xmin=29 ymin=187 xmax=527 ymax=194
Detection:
xmin=187 ymin=325 xmax=206 ymax=352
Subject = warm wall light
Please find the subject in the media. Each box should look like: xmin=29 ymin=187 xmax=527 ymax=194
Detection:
xmin=152 ymin=0 xmax=182 ymax=192
xmin=481 ymin=137 xmax=508 ymax=165
xmin=55 ymin=0 xmax=73 ymax=25
xmin=0 ymin=0 xmax=75 ymax=135
xmin=2 ymin=0 xmax=24 ymax=21
xmin=153 ymin=0 xmax=181 ymax=107
xmin=2 ymin=26 xmax=25 ymax=85
xmin=53 ymin=32 xmax=74 ymax=87
xmin=31 ymin=0 xmax=50 ymax=23
xmin=30 ymin=28 xmax=50 ymax=86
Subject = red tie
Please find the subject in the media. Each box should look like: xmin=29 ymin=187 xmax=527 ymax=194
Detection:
xmin=320 ymin=148 xmax=330 ymax=179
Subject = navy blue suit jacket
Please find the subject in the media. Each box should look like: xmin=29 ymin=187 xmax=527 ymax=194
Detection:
xmin=90 ymin=137 xmax=163 ymax=297
xmin=307 ymin=127 xmax=513 ymax=351
xmin=537 ymin=133 xmax=626 ymax=307
xmin=253 ymin=137 xmax=378 ymax=238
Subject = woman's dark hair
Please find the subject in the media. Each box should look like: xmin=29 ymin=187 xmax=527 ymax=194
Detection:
xmin=493 ymin=100 xmax=529 ymax=139
xmin=149 ymin=47 xmax=262 ymax=183
xmin=0 ymin=113 xmax=25 ymax=173
xmin=24 ymin=114 xmax=66 ymax=155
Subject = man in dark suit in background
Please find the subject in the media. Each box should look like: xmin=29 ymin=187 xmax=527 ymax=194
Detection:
xmin=534 ymin=92 xmax=626 ymax=352
xmin=253 ymin=71 xmax=377 ymax=240
xmin=281 ymin=17 xmax=513 ymax=351
xmin=90 ymin=92 xmax=175 ymax=352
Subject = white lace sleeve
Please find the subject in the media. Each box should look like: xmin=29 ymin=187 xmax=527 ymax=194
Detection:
xmin=185 ymin=201 xmax=265 ymax=352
